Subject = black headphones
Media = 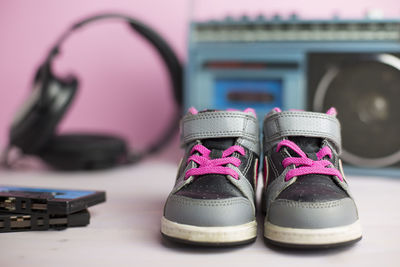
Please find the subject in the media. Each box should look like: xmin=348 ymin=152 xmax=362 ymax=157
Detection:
xmin=5 ymin=13 xmax=182 ymax=170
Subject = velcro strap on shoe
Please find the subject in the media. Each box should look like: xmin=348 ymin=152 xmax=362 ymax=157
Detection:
xmin=264 ymin=111 xmax=341 ymax=152
xmin=181 ymin=111 xmax=259 ymax=147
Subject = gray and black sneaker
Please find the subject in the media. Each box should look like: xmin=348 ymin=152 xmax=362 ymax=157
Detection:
xmin=262 ymin=107 xmax=362 ymax=248
xmin=161 ymin=108 xmax=259 ymax=246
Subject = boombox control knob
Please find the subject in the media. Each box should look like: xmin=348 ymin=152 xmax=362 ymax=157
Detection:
xmin=224 ymin=15 xmax=234 ymax=22
xmin=289 ymin=13 xmax=299 ymax=20
xmin=272 ymin=14 xmax=282 ymax=21
xmin=255 ymin=14 xmax=266 ymax=22
xmin=240 ymin=15 xmax=250 ymax=22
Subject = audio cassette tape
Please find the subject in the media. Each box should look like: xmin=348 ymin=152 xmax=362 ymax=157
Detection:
xmin=0 ymin=185 xmax=106 ymax=215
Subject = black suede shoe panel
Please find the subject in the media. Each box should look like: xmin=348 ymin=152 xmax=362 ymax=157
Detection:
xmin=288 ymin=137 xmax=322 ymax=153
xmin=276 ymin=174 xmax=348 ymax=202
xmin=265 ymin=150 xmax=286 ymax=188
xmin=236 ymin=149 xmax=258 ymax=189
xmin=202 ymin=138 xmax=235 ymax=153
xmin=175 ymin=174 xmax=244 ymax=199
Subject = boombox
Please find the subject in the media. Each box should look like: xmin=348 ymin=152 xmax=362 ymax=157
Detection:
xmin=185 ymin=15 xmax=400 ymax=176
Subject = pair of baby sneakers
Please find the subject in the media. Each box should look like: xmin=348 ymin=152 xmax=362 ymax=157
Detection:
xmin=161 ymin=107 xmax=362 ymax=248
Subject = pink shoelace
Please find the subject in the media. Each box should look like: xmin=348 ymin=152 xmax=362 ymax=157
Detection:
xmin=276 ymin=140 xmax=343 ymax=182
xmin=185 ymin=144 xmax=245 ymax=180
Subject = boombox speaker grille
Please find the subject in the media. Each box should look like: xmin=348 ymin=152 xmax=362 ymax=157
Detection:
xmin=308 ymin=53 xmax=400 ymax=168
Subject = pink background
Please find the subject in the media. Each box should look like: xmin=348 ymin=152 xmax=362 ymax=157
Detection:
xmin=0 ymin=0 xmax=399 ymax=153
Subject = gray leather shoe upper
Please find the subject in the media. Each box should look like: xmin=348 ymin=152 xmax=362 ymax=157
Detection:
xmin=165 ymin=195 xmax=254 ymax=227
xmin=267 ymin=198 xmax=359 ymax=229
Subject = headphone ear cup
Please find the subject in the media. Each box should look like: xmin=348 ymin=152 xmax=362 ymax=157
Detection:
xmin=38 ymin=134 xmax=128 ymax=170
xmin=9 ymin=68 xmax=78 ymax=155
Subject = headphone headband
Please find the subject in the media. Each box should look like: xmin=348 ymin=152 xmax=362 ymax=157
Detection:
xmin=45 ymin=14 xmax=135 ymax=62
xmin=6 ymin=13 xmax=183 ymax=167
xmin=46 ymin=13 xmax=182 ymax=102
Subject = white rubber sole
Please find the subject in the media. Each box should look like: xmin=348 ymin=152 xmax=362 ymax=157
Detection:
xmin=161 ymin=216 xmax=257 ymax=244
xmin=264 ymin=220 xmax=362 ymax=246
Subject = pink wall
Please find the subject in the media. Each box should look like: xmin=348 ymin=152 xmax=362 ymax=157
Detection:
xmin=1 ymin=0 xmax=399 ymax=152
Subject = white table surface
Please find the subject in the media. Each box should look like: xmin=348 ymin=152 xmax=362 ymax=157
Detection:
xmin=0 ymin=159 xmax=399 ymax=267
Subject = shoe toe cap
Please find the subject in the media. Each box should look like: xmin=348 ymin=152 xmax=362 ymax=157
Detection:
xmin=267 ymin=197 xmax=359 ymax=229
xmin=164 ymin=195 xmax=255 ymax=227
